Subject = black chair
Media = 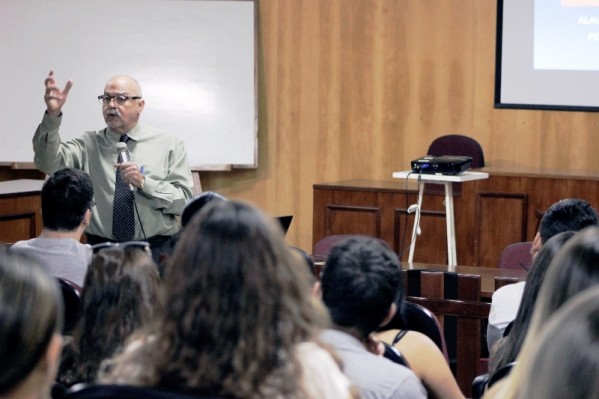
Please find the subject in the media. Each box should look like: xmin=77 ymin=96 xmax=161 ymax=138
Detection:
xmin=379 ymin=300 xmax=449 ymax=362
xmin=62 ymin=384 xmax=233 ymax=399
xmin=471 ymin=361 xmax=517 ymax=398
xmin=57 ymin=278 xmax=82 ymax=335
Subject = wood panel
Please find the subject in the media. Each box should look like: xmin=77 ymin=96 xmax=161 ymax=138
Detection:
xmin=314 ymin=169 xmax=599 ymax=267
xmin=5 ymin=1 xmax=599 ymax=256
xmin=324 ymin=205 xmax=380 ymax=237
xmin=0 ymin=180 xmax=44 ymax=245
xmin=475 ymin=193 xmax=528 ymax=268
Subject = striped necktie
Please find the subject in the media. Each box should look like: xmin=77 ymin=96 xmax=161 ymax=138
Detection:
xmin=112 ymin=135 xmax=135 ymax=241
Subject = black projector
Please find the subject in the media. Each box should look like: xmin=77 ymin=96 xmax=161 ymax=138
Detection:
xmin=411 ymin=155 xmax=472 ymax=175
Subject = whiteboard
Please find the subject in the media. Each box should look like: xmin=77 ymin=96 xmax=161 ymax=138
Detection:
xmin=0 ymin=0 xmax=256 ymax=169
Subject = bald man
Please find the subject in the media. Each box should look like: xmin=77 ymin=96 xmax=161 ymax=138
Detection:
xmin=33 ymin=71 xmax=194 ymax=263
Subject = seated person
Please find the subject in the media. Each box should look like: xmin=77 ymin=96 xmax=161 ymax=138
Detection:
xmin=317 ymin=235 xmax=427 ymax=399
xmin=56 ymin=243 xmax=160 ymax=388
xmin=509 ymin=287 xmax=599 ymax=399
xmin=376 ymin=313 xmax=464 ymax=398
xmin=10 ymin=168 xmax=94 ymax=287
xmin=485 ymin=226 xmax=599 ymax=398
xmin=99 ymin=200 xmax=356 ymax=398
xmin=487 ymin=198 xmax=599 ymax=350
xmin=180 ymin=191 xmax=227 ymax=228
xmin=488 ymin=231 xmax=574 ymax=376
xmin=0 ymin=249 xmax=63 ymax=399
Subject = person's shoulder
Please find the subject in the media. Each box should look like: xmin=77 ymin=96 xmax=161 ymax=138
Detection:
xmin=492 ymin=281 xmax=526 ymax=302
xmin=401 ymin=330 xmax=437 ymax=350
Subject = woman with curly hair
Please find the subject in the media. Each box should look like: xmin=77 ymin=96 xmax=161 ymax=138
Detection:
xmin=100 ymin=200 xmax=354 ymax=398
xmin=57 ymin=244 xmax=160 ymax=388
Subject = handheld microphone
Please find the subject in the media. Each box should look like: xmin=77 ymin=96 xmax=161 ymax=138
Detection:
xmin=116 ymin=142 xmax=134 ymax=191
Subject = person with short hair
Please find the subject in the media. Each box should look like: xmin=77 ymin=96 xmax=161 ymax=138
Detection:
xmin=11 ymin=167 xmax=94 ymax=286
xmin=318 ymin=236 xmax=427 ymax=399
xmin=486 ymin=198 xmax=599 ymax=350
xmin=0 ymin=248 xmax=64 ymax=399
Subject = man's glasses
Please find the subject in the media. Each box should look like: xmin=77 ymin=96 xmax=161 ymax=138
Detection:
xmin=97 ymin=94 xmax=142 ymax=105
xmin=92 ymin=241 xmax=150 ymax=254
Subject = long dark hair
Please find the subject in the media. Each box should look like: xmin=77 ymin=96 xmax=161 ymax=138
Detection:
xmin=57 ymin=246 xmax=159 ymax=386
xmin=489 ymin=231 xmax=575 ymax=373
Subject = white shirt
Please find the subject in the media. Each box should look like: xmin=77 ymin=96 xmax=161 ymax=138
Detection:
xmin=487 ymin=281 xmax=526 ymax=351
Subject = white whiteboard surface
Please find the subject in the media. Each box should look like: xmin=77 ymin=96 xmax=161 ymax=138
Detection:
xmin=0 ymin=0 xmax=256 ymax=168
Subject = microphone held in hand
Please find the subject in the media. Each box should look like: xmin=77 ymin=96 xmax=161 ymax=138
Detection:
xmin=115 ymin=142 xmax=134 ymax=191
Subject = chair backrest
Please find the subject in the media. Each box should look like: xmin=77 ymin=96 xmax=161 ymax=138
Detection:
xmin=312 ymin=234 xmax=357 ymax=259
xmin=63 ymin=384 xmax=232 ymax=399
xmin=379 ymin=300 xmax=449 ymax=362
xmin=403 ymin=269 xmax=489 ymax=396
xmin=427 ymin=134 xmax=485 ymax=168
xmin=471 ymin=361 xmax=517 ymax=398
xmin=57 ymin=278 xmax=82 ymax=335
xmin=497 ymin=242 xmax=533 ymax=271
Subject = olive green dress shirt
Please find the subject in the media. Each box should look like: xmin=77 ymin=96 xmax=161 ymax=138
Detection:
xmin=33 ymin=112 xmax=194 ymax=240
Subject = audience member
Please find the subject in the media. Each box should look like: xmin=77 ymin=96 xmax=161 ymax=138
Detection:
xmin=513 ymin=287 xmax=599 ymax=399
xmin=99 ymin=200 xmax=355 ymax=398
xmin=376 ymin=313 xmax=464 ymax=397
xmin=484 ymin=226 xmax=599 ymax=399
xmin=168 ymin=191 xmax=228 ymax=265
xmin=488 ymin=231 xmax=574 ymax=375
xmin=318 ymin=235 xmax=427 ymax=399
xmin=0 ymin=248 xmax=63 ymax=399
xmin=487 ymin=198 xmax=599 ymax=349
xmin=180 ymin=191 xmax=227 ymax=228
xmin=10 ymin=168 xmax=94 ymax=287
xmin=56 ymin=243 xmax=160 ymax=389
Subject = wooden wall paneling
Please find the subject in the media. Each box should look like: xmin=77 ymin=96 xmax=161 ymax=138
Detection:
xmin=475 ymin=192 xmax=528 ymax=267
xmin=324 ymin=204 xmax=381 ymax=238
xmin=0 ymin=212 xmax=37 ymax=245
xmin=5 ymin=1 xmax=599 ymax=256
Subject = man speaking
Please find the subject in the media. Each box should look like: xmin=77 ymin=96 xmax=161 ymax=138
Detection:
xmin=33 ymin=71 xmax=194 ymax=263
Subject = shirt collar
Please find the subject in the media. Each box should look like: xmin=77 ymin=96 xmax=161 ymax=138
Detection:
xmin=106 ymin=124 xmax=142 ymax=142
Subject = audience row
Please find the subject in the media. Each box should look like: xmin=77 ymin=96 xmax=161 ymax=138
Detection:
xmin=2 ymin=167 xmax=599 ymax=399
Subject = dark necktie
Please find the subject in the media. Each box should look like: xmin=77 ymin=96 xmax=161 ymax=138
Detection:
xmin=112 ymin=135 xmax=135 ymax=241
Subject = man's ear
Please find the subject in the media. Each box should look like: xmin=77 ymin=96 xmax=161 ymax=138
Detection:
xmin=379 ymin=302 xmax=397 ymax=327
xmin=82 ymin=208 xmax=92 ymax=227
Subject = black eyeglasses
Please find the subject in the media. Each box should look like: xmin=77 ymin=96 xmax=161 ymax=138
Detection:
xmin=92 ymin=241 xmax=150 ymax=254
xmin=98 ymin=94 xmax=142 ymax=105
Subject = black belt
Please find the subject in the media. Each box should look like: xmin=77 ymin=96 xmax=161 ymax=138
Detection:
xmin=86 ymin=233 xmax=171 ymax=247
